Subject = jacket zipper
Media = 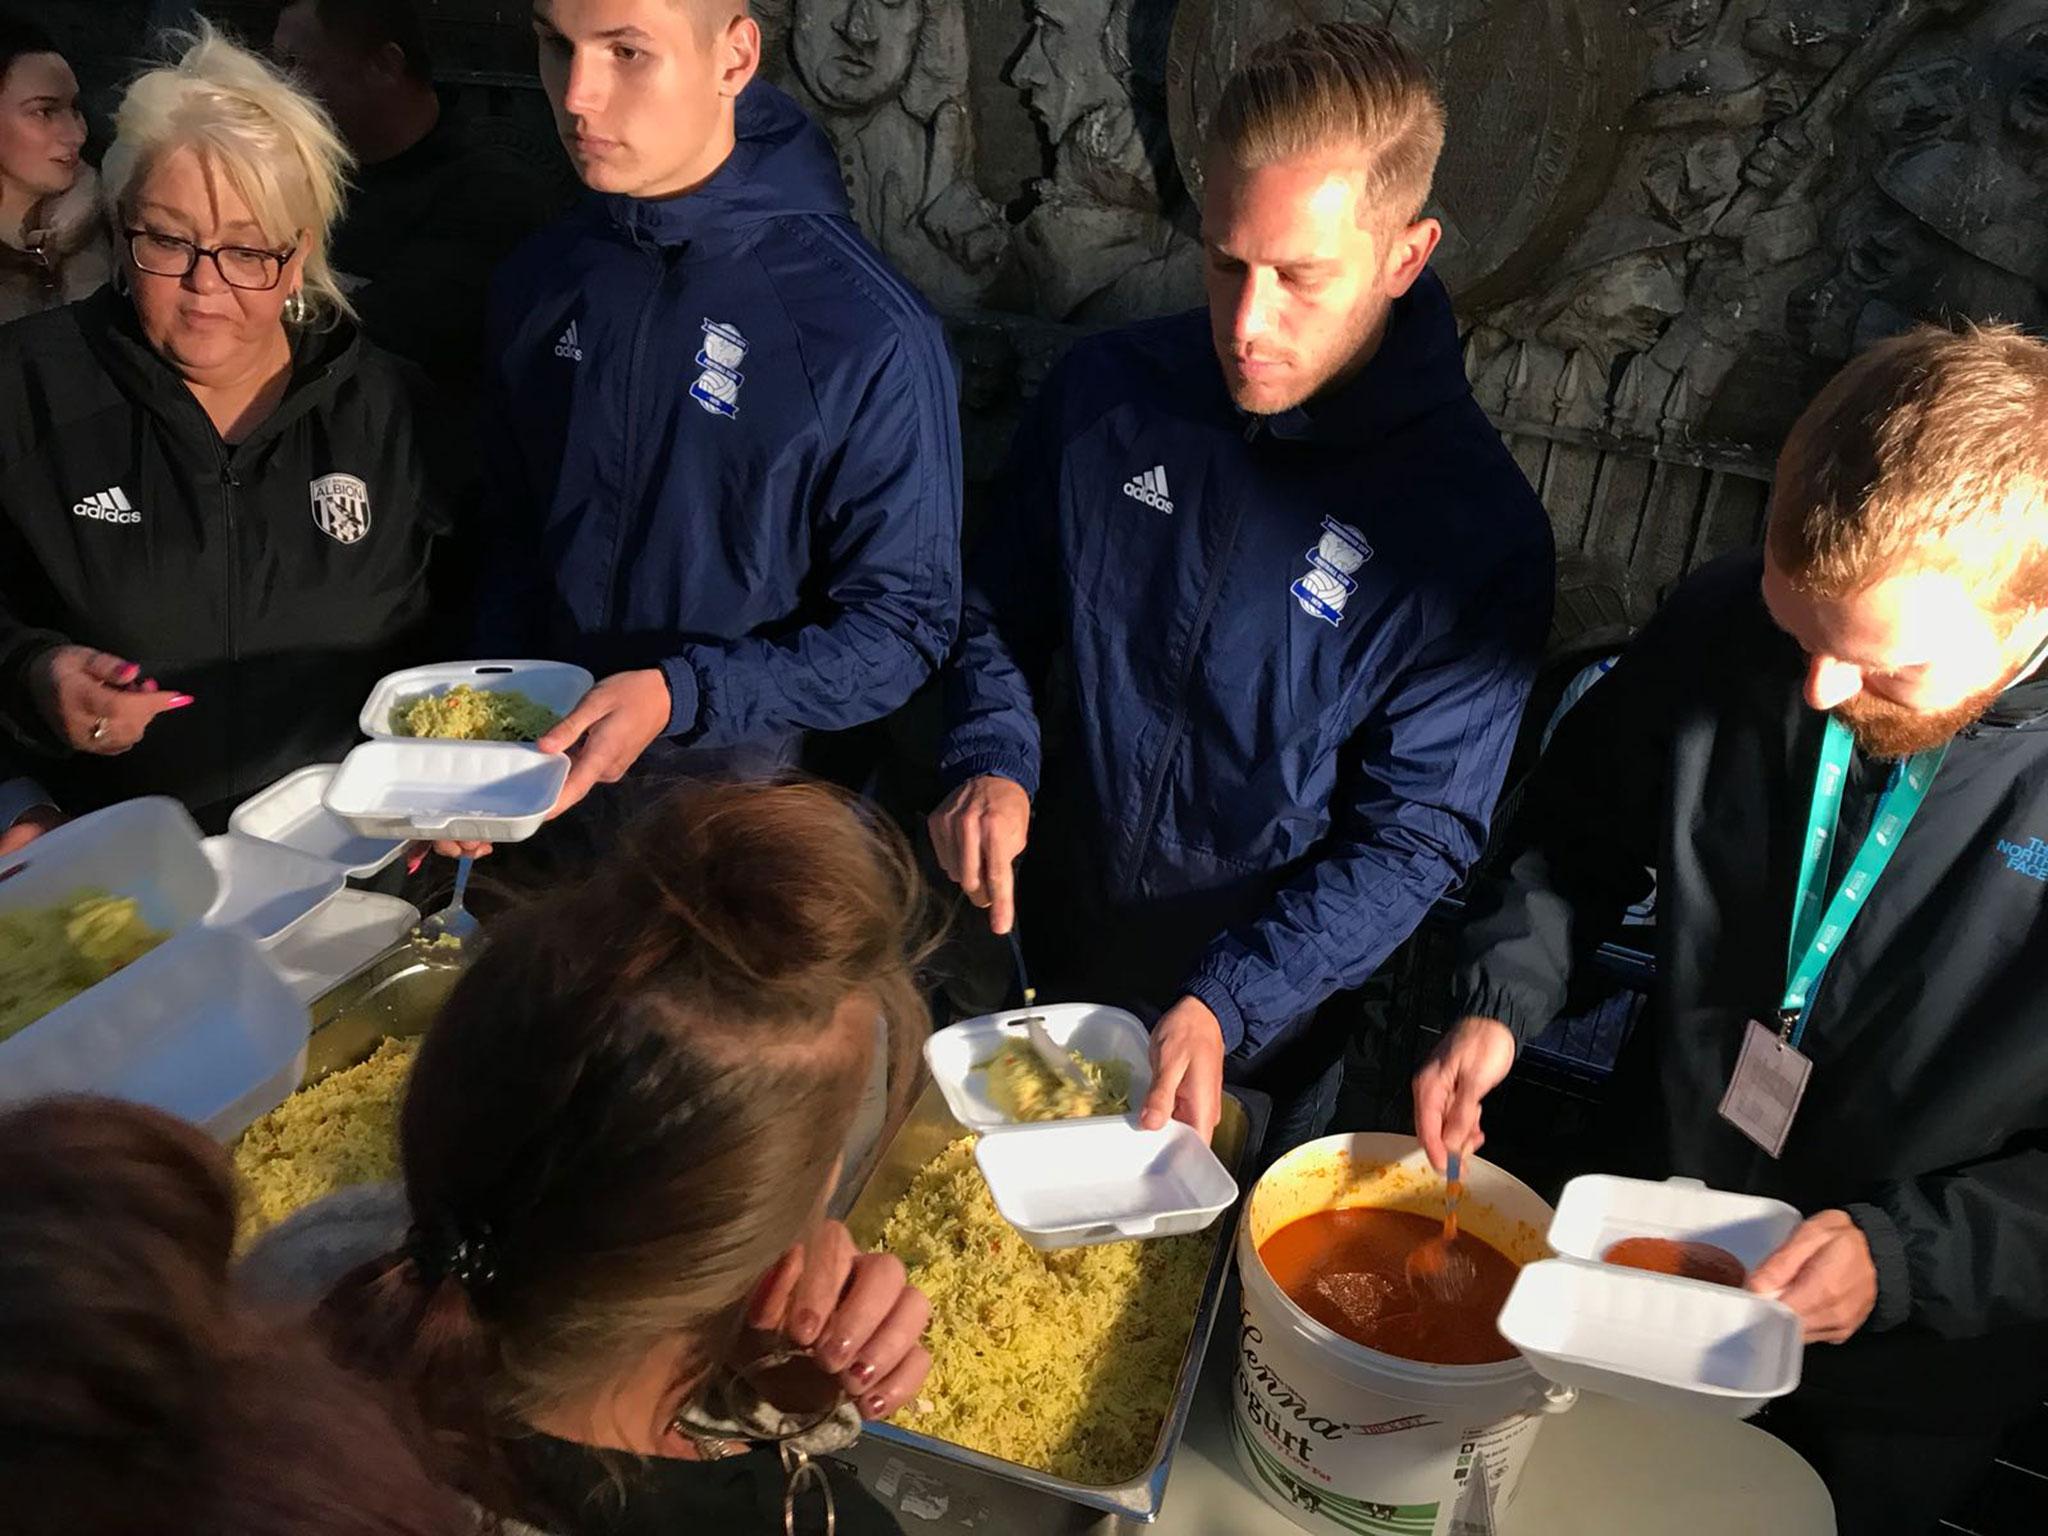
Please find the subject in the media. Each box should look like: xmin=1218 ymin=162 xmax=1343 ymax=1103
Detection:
xmin=218 ymin=446 xmax=241 ymax=662
xmin=607 ymin=246 xmax=673 ymax=630
xmin=1115 ymin=490 xmax=1249 ymax=901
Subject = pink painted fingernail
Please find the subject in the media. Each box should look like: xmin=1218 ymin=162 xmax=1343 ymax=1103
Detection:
xmin=850 ymin=1361 xmax=876 ymax=1386
xmin=118 ymin=662 xmax=140 ymax=683
xmin=792 ymin=1310 xmax=821 ymax=1346
xmin=863 ymin=1394 xmax=887 ymax=1417
xmin=167 ymin=695 xmax=195 ymax=709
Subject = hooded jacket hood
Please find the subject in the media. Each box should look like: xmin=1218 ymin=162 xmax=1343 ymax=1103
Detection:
xmin=600 ymin=82 xmax=851 ymax=251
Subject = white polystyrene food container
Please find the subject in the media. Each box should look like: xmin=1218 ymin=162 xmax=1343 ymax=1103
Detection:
xmin=0 ymin=799 xmax=310 ymax=1140
xmin=360 ymin=660 xmax=593 ymax=741
xmin=265 ymin=891 xmax=421 ymax=1003
xmin=323 ymin=740 xmax=570 ymax=844
xmin=228 ymin=764 xmax=405 ymax=878
xmin=1496 ymin=1174 xmax=1805 ymax=1417
xmin=925 ymin=1003 xmax=1153 ymax=1131
xmin=924 ymin=1006 xmax=1237 ymax=1250
xmin=974 ymin=1116 xmax=1239 ymax=1250
xmin=203 ymin=833 xmax=347 ymax=948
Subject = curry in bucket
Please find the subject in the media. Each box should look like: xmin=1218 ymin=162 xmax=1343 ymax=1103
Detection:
xmin=1259 ymin=1208 xmax=1522 ymax=1365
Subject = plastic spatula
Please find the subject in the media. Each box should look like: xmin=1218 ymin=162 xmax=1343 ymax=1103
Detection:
xmin=1405 ymin=1149 xmax=1481 ymax=1302
xmin=1022 ymin=1015 xmax=1093 ymax=1097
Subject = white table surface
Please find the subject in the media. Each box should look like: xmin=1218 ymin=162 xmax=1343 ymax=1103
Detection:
xmin=1144 ymin=1327 xmax=1835 ymax=1536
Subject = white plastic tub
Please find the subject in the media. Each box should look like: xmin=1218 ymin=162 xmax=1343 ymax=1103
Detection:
xmin=361 ymin=659 xmax=592 ymax=741
xmin=324 ymin=740 xmax=569 ymax=844
xmin=228 ymin=764 xmax=404 ymax=878
xmin=0 ymin=801 xmax=307 ymax=1140
xmin=1234 ymin=1133 xmax=1570 ymax=1536
xmin=923 ymin=1006 xmax=1237 ymax=1250
xmin=1496 ymin=1174 xmax=1805 ymax=1418
xmin=203 ymin=833 xmax=347 ymax=947
xmin=265 ymin=891 xmax=421 ymax=1004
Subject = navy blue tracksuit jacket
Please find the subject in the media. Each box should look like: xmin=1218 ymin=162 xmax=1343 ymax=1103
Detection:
xmin=478 ymin=84 xmax=960 ymax=764
xmin=939 ymin=273 xmax=1553 ymax=1068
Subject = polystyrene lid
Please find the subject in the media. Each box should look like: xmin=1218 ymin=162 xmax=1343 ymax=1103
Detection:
xmin=925 ymin=1004 xmax=1153 ymax=1132
xmin=972 ymin=1116 xmax=1238 ymax=1250
xmin=228 ymin=764 xmax=405 ymax=878
xmin=1498 ymin=1258 xmax=1803 ymax=1414
xmin=203 ymin=833 xmax=346 ymax=947
xmin=325 ymin=740 xmax=569 ymax=833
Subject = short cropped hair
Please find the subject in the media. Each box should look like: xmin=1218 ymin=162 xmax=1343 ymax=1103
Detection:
xmin=306 ymin=0 xmax=435 ymax=83
xmin=1769 ymin=323 xmax=2048 ymax=614
xmin=1208 ymin=22 xmax=1446 ymax=229
xmin=102 ymin=24 xmax=354 ymax=327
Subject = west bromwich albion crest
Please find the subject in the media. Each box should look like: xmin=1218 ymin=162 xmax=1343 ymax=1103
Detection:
xmin=310 ymin=472 xmax=372 ymax=545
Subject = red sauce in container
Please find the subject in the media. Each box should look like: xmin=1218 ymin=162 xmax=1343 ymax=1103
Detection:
xmin=1602 ymin=1236 xmax=1747 ymax=1287
xmin=1258 ymin=1207 xmax=1521 ymax=1365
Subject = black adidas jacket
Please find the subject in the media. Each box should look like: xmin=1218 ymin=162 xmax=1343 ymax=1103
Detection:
xmin=0 ymin=288 xmax=468 ymax=830
xmin=1456 ymin=550 xmax=2048 ymax=1350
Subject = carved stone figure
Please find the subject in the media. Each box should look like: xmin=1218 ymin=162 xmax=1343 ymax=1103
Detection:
xmin=777 ymin=0 xmax=1010 ymax=309
xmin=1010 ymin=0 xmax=1203 ymax=323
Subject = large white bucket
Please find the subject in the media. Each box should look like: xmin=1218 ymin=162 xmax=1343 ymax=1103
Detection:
xmin=1233 ymin=1133 xmax=1573 ymax=1536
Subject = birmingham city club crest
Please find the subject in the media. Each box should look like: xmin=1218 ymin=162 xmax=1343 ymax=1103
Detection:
xmin=1292 ymin=517 xmax=1373 ymax=626
xmin=310 ymin=472 xmax=372 ymax=546
xmin=690 ymin=319 xmax=748 ymax=419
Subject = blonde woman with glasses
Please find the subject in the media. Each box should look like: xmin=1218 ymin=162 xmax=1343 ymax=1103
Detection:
xmin=0 ymin=24 xmax=468 ymax=852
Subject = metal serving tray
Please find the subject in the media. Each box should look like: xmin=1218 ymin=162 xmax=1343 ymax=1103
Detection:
xmin=301 ymin=933 xmax=467 ymax=1083
xmin=837 ymin=1080 xmax=1270 ymax=1531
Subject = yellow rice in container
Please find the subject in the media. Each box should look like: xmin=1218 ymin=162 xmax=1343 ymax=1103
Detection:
xmin=878 ymin=1136 xmax=1209 ymax=1485
xmin=231 ymin=1036 xmax=418 ymax=1240
xmin=391 ymin=684 xmax=560 ymax=741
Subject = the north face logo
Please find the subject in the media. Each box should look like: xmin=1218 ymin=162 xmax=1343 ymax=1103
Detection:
xmin=1997 ymin=837 xmax=2048 ymax=880
xmin=554 ymin=321 xmax=583 ymax=362
xmin=310 ymin=472 xmax=371 ymax=545
xmin=72 ymin=486 xmax=139 ymax=524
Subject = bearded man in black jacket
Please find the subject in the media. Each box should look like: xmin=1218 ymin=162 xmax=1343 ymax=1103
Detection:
xmin=1417 ymin=323 xmax=2048 ymax=1535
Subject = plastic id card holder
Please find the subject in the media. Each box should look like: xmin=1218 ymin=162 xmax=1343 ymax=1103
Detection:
xmin=1718 ymin=1018 xmax=1813 ymax=1159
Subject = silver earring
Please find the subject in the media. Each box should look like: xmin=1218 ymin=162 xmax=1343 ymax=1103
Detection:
xmin=283 ymin=291 xmax=309 ymax=326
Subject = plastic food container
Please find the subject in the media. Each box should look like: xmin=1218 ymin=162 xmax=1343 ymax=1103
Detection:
xmin=1497 ymin=1174 xmax=1804 ymax=1417
xmin=323 ymin=740 xmax=570 ymax=844
xmin=0 ymin=798 xmax=309 ymax=1140
xmin=359 ymin=660 xmax=593 ymax=741
xmin=266 ymin=892 xmax=422 ymax=1004
xmin=228 ymin=764 xmax=405 ymax=878
xmin=922 ymin=1006 xmax=1238 ymax=1250
xmin=203 ymin=833 xmax=347 ymax=947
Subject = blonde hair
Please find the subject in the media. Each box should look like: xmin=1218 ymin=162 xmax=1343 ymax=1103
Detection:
xmin=1209 ymin=22 xmax=1445 ymax=230
xmin=102 ymin=25 xmax=354 ymax=327
xmin=1769 ymin=323 xmax=2048 ymax=614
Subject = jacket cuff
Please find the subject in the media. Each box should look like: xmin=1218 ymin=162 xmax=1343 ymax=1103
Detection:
xmin=0 ymin=777 xmax=57 ymax=831
xmin=658 ymin=655 xmax=701 ymax=739
xmin=1184 ymin=973 xmax=1247 ymax=1054
xmin=936 ymin=746 xmax=1039 ymax=801
xmin=0 ymin=633 xmax=66 ymax=757
xmin=1845 ymin=1201 xmax=1911 ymax=1333
xmin=1446 ymin=979 xmax=1552 ymax=1048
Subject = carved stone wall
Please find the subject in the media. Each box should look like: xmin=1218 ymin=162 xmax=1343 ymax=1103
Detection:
xmin=49 ymin=1 xmax=2046 ymax=624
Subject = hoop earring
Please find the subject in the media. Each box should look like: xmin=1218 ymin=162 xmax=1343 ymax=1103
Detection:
xmin=283 ymin=290 xmax=309 ymax=326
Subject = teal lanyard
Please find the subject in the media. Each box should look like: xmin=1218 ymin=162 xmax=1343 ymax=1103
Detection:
xmin=1782 ymin=717 xmax=1946 ymax=1048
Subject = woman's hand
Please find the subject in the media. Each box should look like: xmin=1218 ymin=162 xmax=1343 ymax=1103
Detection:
xmin=749 ymin=1219 xmax=931 ymax=1421
xmin=32 ymin=646 xmax=192 ymax=754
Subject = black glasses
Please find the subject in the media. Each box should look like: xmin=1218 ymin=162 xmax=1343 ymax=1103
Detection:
xmin=669 ymin=1346 xmax=848 ymax=1535
xmin=125 ymin=228 xmax=296 ymax=292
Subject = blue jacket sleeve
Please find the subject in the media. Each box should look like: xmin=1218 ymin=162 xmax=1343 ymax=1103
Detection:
xmin=472 ymin=275 xmax=546 ymax=657
xmin=932 ymin=375 xmax=1066 ymax=798
xmin=657 ymin=328 xmax=961 ymax=745
xmin=1185 ymin=546 xmax=1552 ymax=1057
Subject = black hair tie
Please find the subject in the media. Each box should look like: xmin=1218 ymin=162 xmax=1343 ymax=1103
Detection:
xmin=406 ymin=1216 xmax=500 ymax=1299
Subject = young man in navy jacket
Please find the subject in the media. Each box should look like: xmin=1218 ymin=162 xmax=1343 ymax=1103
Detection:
xmin=479 ymin=0 xmax=960 ymax=813
xmin=931 ymin=24 xmax=1553 ymax=1150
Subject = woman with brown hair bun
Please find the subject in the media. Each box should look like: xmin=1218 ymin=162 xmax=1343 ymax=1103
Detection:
xmin=313 ymin=779 xmax=936 ymax=1535
xmin=0 ymin=1095 xmax=468 ymax=1536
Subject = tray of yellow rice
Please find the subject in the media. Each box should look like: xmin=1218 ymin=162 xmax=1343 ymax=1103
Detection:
xmin=839 ymin=1077 xmax=1268 ymax=1527
xmin=358 ymin=660 xmax=593 ymax=743
xmin=0 ymin=799 xmax=310 ymax=1140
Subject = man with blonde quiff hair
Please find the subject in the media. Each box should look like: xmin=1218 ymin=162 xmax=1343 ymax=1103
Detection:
xmin=935 ymin=23 xmax=1551 ymax=1154
xmin=1422 ymin=322 xmax=2048 ymax=1533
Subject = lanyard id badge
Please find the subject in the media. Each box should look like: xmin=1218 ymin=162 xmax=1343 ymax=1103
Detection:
xmin=1718 ymin=717 xmax=1946 ymax=1157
